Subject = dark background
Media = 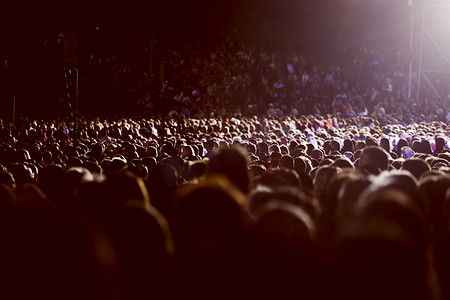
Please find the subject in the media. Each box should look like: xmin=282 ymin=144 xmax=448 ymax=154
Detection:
xmin=0 ymin=0 xmax=412 ymax=119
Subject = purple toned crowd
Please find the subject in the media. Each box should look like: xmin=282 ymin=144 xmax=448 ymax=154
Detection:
xmin=0 ymin=111 xmax=449 ymax=299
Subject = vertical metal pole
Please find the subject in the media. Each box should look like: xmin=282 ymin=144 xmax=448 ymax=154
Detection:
xmin=150 ymin=1 xmax=154 ymax=75
xmin=12 ymin=94 xmax=16 ymax=126
xmin=408 ymin=0 xmax=414 ymax=99
xmin=75 ymin=68 xmax=79 ymax=137
xmin=417 ymin=0 xmax=426 ymax=102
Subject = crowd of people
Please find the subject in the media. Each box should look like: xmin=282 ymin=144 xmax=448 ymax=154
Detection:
xmin=3 ymin=16 xmax=450 ymax=300
xmin=150 ymin=36 xmax=450 ymax=122
xmin=1 ymin=111 xmax=450 ymax=299
xmin=79 ymin=26 xmax=450 ymax=121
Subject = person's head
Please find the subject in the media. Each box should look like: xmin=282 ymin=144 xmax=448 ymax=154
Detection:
xmin=148 ymin=162 xmax=178 ymax=221
xmin=294 ymin=157 xmax=307 ymax=173
xmin=358 ymin=146 xmax=389 ymax=175
xmin=0 ymin=170 xmax=15 ymax=189
xmin=186 ymin=161 xmax=208 ymax=181
xmin=181 ymin=145 xmax=195 ymax=159
xmin=418 ymin=175 xmax=450 ymax=231
xmin=329 ymin=140 xmax=341 ymax=153
xmin=248 ymin=193 xmax=319 ymax=298
xmin=246 ymin=143 xmax=257 ymax=155
xmin=37 ymin=164 xmax=66 ymax=203
xmin=331 ymin=157 xmax=354 ymax=169
xmin=379 ymin=136 xmax=391 ymax=153
xmin=337 ymin=177 xmax=372 ymax=222
xmin=14 ymin=183 xmax=56 ymax=211
xmin=174 ymin=175 xmax=247 ymax=258
xmin=412 ymin=140 xmax=423 ymax=153
xmin=313 ymin=165 xmax=341 ymax=199
xmin=269 ymin=151 xmax=282 ymax=168
xmin=252 ymin=201 xmax=315 ymax=254
xmin=435 ymin=137 xmax=446 ymax=153
xmin=395 ymin=138 xmax=408 ymax=153
xmin=288 ymin=140 xmax=299 ymax=154
xmin=208 ymin=146 xmax=250 ymax=194
xmin=401 ymin=158 xmax=431 ymax=181
xmin=254 ymin=168 xmax=302 ymax=189
xmin=257 ymin=141 xmax=269 ymax=155
xmin=279 ymin=154 xmax=294 ymax=170
xmin=421 ymin=140 xmax=432 ymax=155
xmin=342 ymin=139 xmax=354 ymax=153
xmin=146 ymin=146 xmax=158 ymax=158
xmin=104 ymin=170 xmax=150 ymax=208
xmin=334 ymin=185 xmax=431 ymax=300
xmin=7 ymin=163 xmax=34 ymax=184
xmin=365 ymin=137 xmax=378 ymax=147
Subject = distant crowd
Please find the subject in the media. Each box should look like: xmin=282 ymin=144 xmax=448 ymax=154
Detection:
xmin=83 ymin=29 xmax=450 ymax=119
xmin=147 ymin=38 xmax=449 ymax=121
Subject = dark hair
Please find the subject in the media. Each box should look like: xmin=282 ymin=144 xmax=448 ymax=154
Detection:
xmin=208 ymin=146 xmax=250 ymax=194
xmin=358 ymin=146 xmax=389 ymax=175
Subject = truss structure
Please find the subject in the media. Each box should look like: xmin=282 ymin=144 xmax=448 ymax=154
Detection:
xmin=417 ymin=0 xmax=450 ymax=107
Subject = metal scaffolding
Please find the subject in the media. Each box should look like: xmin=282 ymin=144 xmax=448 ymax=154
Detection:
xmin=417 ymin=0 xmax=450 ymax=107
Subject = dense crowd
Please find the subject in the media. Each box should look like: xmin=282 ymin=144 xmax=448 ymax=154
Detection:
xmin=83 ymin=27 xmax=450 ymax=120
xmin=1 ymin=112 xmax=450 ymax=299
xmin=3 ymin=18 xmax=450 ymax=300
xmin=143 ymin=38 xmax=448 ymax=121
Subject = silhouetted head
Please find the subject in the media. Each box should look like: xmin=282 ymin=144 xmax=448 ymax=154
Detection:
xmin=401 ymin=158 xmax=431 ymax=181
xmin=358 ymin=146 xmax=389 ymax=175
xmin=208 ymin=146 xmax=250 ymax=194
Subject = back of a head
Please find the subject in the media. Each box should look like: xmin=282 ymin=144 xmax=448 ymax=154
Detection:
xmin=356 ymin=186 xmax=425 ymax=242
xmin=365 ymin=137 xmax=378 ymax=147
xmin=421 ymin=140 xmax=432 ymax=155
xmin=254 ymin=168 xmax=301 ymax=189
xmin=37 ymin=164 xmax=65 ymax=197
xmin=418 ymin=175 xmax=450 ymax=230
xmin=337 ymin=177 xmax=372 ymax=221
xmin=181 ymin=145 xmax=195 ymax=159
xmin=396 ymin=138 xmax=409 ymax=155
xmin=173 ymin=175 xmax=248 ymax=286
xmin=0 ymin=170 xmax=15 ymax=189
xmin=208 ymin=146 xmax=250 ymax=194
xmin=294 ymin=157 xmax=307 ymax=173
xmin=372 ymin=170 xmax=419 ymax=201
xmin=104 ymin=170 xmax=150 ymax=209
xmin=358 ymin=146 xmax=389 ymax=175
xmin=186 ymin=161 xmax=208 ymax=181
xmin=8 ymin=163 xmax=33 ymax=184
xmin=435 ymin=137 xmax=445 ymax=153
xmin=313 ymin=165 xmax=341 ymax=198
xmin=329 ymin=140 xmax=341 ymax=153
xmin=342 ymin=139 xmax=354 ymax=152
xmin=279 ymin=154 xmax=294 ymax=170
xmin=102 ymin=188 xmax=173 ymax=300
xmin=175 ymin=184 xmax=246 ymax=247
xmin=331 ymin=157 xmax=354 ymax=169
xmin=174 ymin=175 xmax=251 ymax=299
xmin=412 ymin=140 xmax=423 ymax=153
xmin=333 ymin=186 xmax=431 ymax=300
xmin=253 ymin=202 xmax=314 ymax=253
xmin=257 ymin=142 xmax=269 ymax=154
xmin=14 ymin=184 xmax=56 ymax=212
xmin=401 ymin=158 xmax=431 ymax=181
xmin=379 ymin=137 xmax=391 ymax=153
